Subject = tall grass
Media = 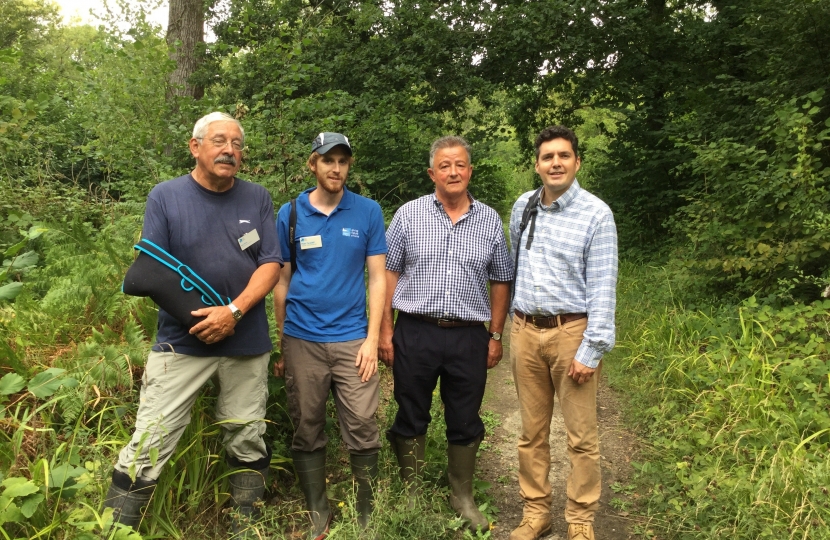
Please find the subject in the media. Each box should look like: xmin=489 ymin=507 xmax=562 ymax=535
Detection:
xmin=606 ymin=262 xmax=830 ymax=539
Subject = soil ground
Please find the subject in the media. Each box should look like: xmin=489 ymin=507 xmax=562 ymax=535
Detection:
xmin=478 ymin=319 xmax=638 ymax=540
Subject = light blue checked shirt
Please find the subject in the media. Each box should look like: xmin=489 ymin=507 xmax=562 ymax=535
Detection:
xmin=509 ymin=180 xmax=618 ymax=368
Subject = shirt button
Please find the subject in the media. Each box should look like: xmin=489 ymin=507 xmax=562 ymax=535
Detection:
xmin=448 ymin=250 xmax=453 ymax=255
xmin=447 ymin=270 xmax=452 ymax=275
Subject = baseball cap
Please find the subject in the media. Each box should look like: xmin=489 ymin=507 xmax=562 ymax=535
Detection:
xmin=311 ymin=132 xmax=352 ymax=155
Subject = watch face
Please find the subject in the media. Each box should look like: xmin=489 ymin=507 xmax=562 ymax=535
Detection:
xmin=233 ymin=310 xmax=243 ymax=321
xmin=490 ymin=332 xmax=501 ymax=341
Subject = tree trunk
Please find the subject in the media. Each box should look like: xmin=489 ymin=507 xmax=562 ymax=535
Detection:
xmin=166 ymin=0 xmax=204 ymax=99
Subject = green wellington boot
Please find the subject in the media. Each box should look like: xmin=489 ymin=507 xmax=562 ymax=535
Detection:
xmin=390 ymin=434 xmax=425 ymax=508
xmin=292 ymin=449 xmax=332 ymax=539
xmin=447 ymin=438 xmax=489 ymax=532
xmin=103 ymin=470 xmax=157 ymax=532
xmin=350 ymin=452 xmax=379 ymax=528
xmin=228 ymin=463 xmax=269 ymax=536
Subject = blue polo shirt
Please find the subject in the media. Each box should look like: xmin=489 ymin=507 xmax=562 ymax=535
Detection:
xmin=277 ymin=186 xmax=387 ymax=342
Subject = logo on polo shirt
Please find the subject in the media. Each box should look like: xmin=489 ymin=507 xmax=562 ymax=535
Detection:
xmin=342 ymin=228 xmax=360 ymax=238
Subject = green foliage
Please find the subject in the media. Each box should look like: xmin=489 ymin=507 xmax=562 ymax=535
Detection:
xmin=607 ymin=263 xmax=830 ymax=539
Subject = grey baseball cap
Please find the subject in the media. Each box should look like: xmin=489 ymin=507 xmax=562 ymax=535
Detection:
xmin=311 ymin=132 xmax=352 ymax=155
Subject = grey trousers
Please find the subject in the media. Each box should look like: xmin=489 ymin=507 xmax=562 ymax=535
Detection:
xmin=282 ymin=336 xmax=380 ymax=454
xmin=115 ymin=351 xmax=269 ymax=481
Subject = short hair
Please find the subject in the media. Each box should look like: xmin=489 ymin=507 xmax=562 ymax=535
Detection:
xmin=192 ymin=112 xmax=245 ymax=145
xmin=534 ymin=126 xmax=579 ymax=159
xmin=306 ymin=150 xmax=355 ymax=169
xmin=429 ymin=136 xmax=472 ymax=169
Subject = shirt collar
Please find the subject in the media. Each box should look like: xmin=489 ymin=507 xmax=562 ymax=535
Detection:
xmin=431 ymin=191 xmax=478 ymax=215
xmin=540 ymin=179 xmax=581 ymax=211
xmin=299 ymin=185 xmax=353 ymax=216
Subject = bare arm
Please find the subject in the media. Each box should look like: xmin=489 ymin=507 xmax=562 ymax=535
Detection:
xmin=271 ymin=262 xmax=292 ymax=377
xmin=190 ymin=262 xmax=281 ymax=344
xmin=378 ymin=269 xmax=400 ymax=367
xmin=355 ymin=254 xmax=387 ymax=382
xmin=487 ymin=281 xmax=511 ymax=368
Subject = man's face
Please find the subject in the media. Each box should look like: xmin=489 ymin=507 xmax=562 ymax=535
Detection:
xmin=535 ymin=137 xmax=581 ymax=200
xmin=310 ymin=146 xmax=351 ymax=194
xmin=189 ymin=121 xmax=243 ymax=182
xmin=428 ymin=146 xmax=472 ymax=200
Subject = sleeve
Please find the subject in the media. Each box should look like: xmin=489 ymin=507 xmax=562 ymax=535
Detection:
xmin=256 ymin=189 xmax=283 ymax=265
xmin=385 ymin=207 xmax=407 ymax=272
xmin=276 ymin=202 xmax=291 ymax=266
xmin=365 ymin=202 xmax=388 ymax=256
xmin=488 ymin=216 xmax=514 ymax=282
xmin=574 ymin=210 xmax=618 ymax=368
xmin=141 ymin=190 xmax=170 ymax=251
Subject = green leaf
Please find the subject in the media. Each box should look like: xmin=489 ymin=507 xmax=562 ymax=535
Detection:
xmin=1 ymin=477 xmax=39 ymax=498
xmin=149 ymin=447 xmax=159 ymax=467
xmin=27 ymin=368 xmax=73 ymax=399
xmin=0 ymin=282 xmax=23 ymax=300
xmin=7 ymin=250 xmax=38 ymax=270
xmin=48 ymin=464 xmax=86 ymax=491
xmin=0 ymin=373 xmax=25 ymax=396
xmin=26 ymin=225 xmax=47 ymax=240
xmin=19 ymin=493 xmax=43 ymax=518
xmin=3 ymin=239 xmax=26 ymax=258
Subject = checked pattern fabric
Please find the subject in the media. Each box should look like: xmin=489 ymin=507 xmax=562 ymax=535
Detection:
xmin=509 ymin=180 xmax=618 ymax=368
xmin=386 ymin=193 xmax=513 ymax=322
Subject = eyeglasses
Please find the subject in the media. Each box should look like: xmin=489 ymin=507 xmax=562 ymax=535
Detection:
xmin=198 ymin=137 xmax=243 ymax=151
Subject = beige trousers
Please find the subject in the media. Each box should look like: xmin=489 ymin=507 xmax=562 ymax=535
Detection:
xmin=510 ymin=316 xmax=600 ymax=524
xmin=115 ymin=351 xmax=269 ymax=481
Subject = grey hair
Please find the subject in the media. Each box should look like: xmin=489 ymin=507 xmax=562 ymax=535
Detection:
xmin=192 ymin=112 xmax=245 ymax=144
xmin=429 ymin=136 xmax=471 ymax=168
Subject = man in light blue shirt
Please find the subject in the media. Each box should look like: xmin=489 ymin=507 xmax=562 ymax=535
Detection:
xmin=508 ymin=126 xmax=617 ymax=540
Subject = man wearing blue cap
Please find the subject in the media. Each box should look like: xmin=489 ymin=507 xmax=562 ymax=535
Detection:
xmin=273 ymin=132 xmax=387 ymax=538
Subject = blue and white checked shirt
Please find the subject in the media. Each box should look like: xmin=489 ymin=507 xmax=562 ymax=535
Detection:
xmin=386 ymin=193 xmax=514 ymax=322
xmin=510 ymin=180 xmax=618 ymax=368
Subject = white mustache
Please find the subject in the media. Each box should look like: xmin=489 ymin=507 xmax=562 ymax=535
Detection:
xmin=215 ymin=156 xmax=237 ymax=166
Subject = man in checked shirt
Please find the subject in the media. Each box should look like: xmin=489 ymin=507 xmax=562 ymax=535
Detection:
xmin=378 ymin=135 xmax=513 ymax=532
xmin=507 ymin=126 xmax=618 ymax=540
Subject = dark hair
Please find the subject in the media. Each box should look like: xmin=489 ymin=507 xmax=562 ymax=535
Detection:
xmin=534 ymin=126 xmax=579 ymax=159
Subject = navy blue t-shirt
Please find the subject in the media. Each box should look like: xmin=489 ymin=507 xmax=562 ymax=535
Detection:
xmin=143 ymin=174 xmax=283 ymax=356
xmin=277 ymin=186 xmax=387 ymax=342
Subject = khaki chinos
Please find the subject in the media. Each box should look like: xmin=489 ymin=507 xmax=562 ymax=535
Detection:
xmin=115 ymin=351 xmax=269 ymax=481
xmin=510 ymin=316 xmax=601 ymax=524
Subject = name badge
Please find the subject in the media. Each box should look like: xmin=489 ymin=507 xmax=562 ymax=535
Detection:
xmin=238 ymin=229 xmax=260 ymax=250
xmin=300 ymin=235 xmax=323 ymax=250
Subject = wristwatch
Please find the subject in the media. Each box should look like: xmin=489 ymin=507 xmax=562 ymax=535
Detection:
xmin=489 ymin=331 xmax=502 ymax=341
xmin=228 ymin=303 xmax=243 ymax=322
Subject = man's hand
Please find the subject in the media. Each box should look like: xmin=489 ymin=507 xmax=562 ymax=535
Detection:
xmin=487 ymin=339 xmax=503 ymax=369
xmin=568 ymin=359 xmax=595 ymax=385
xmin=355 ymin=339 xmax=379 ymax=382
xmin=273 ymin=358 xmax=285 ymax=378
xmin=189 ymin=306 xmax=236 ymax=344
xmin=378 ymin=327 xmax=394 ymax=367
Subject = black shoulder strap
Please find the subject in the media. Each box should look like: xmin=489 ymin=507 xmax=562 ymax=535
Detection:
xmin=289 ymin=198 xmax=298 ymax=276
xmin=511 ymin=187 xmax=543 ymax=303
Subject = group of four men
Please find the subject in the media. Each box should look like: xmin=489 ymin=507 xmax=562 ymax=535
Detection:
xmin=103 ymin=112 xmax=617 ymax=540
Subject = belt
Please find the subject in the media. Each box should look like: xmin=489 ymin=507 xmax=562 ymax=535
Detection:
xmin=514 ymin=310 xmax=587 ymax=329
xmin=404 ymin=313 xmax=484 ymax=328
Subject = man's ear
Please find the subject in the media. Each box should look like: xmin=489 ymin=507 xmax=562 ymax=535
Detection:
xmin=189 ymin=138 xmax=200 ymax=158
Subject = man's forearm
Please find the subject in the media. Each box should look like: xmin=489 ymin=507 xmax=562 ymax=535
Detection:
xmin=381 ymin=270 xmax=400 ymax=335
xmin=489 ymin=281 xmax=511 ymax=333
xmin=273 ymin=263 xmax=291 ymax=335
xmin=233 ymin=262 xmax=280 ymax=315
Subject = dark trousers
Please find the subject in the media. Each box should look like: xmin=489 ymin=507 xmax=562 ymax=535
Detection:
xmin=387 ymin=313 xmax=489 ymax=445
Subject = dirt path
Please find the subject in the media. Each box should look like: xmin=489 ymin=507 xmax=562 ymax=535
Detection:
xmin=478 ymin=319 xmax=637 ymax=540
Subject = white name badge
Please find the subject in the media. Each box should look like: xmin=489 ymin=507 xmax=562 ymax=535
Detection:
xmin=300 ymin=235 xmax=323 ymax=249
xmin=238 ymin=229 xmax=260 ymax=250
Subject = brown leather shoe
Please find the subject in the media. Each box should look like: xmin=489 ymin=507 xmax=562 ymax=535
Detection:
xmin=568 ymin=523 xmax=595 ymax=540
xmin=508 ymin=515 xmax=552 ymax=540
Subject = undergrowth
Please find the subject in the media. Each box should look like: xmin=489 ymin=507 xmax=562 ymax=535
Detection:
xmin=606 ymin=262 xmax=830 ymax=539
